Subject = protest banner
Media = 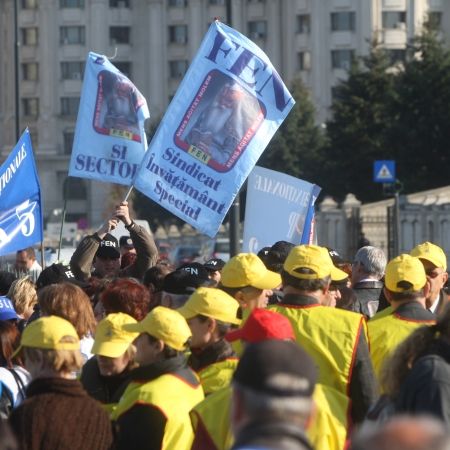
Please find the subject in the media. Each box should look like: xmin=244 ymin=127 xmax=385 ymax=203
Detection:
xmin=242 ymin=166 xmax=321 ymax=253
xmin=0 ymin=129 xmax=43 ymax=256
xmin=69 ymin=52 xmax=150 ymax=186
xmin=133 ymin=21 xmax=295 ymax=237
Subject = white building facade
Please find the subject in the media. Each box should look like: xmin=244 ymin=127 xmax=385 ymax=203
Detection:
xmin=0 ymin=0 xmax=448 ymax=227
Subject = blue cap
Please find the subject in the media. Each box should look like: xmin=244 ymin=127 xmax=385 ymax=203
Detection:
xmin=0 ymin=296 xmax=19 ymax=321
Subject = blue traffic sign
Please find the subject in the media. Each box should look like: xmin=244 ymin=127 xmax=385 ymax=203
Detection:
xmin=374 ymin=160 xmax=396 ymax=183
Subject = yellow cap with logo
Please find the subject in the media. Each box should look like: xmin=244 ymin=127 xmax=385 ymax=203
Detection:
xmin=178 ymin=287 xmax=241 ymax=325
xmin=385 ymin=254 xmax=427 ymax=293
xmin=220 ymin=253 xmax=281 ymax=290
xmin=122 ymin=306 xmax=191 ymax=351
xmin=410 ymin=241 xmax=447 ymax=271
xmin=13 ymin=316 xmax=80 ymax=357
xmin=92 ymin=313 xmax=138 ymax=358
xmin=284 ymin=245 xmax=348 ymax=281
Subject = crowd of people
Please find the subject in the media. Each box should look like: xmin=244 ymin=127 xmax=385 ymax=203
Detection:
xmin=1 ymin=200 xmax=450 ymax=450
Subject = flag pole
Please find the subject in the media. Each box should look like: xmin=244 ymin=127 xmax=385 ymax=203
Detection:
xmin=57 ymin=177 xmax=69 ymax=261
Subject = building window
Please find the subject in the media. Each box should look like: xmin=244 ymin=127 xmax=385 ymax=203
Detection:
xmin=115 ymin=62 xmax=132 ymax=78
xmin=248 ymin=20 xmax=267 ymax=39
xmin=169 ymin=60 xmax=188 ymax=78
xmin=65 ymin=177 xmax=87 ymax=200
xmin=386 ymin=49 xmax=406 ymax=65
xmin=21 ymin=27 xmax=38 ymax=45
xmin=110 ymin=0 xmax=130 ymax=6
xmin=428 ymin=11 xmax=442 ymax=29
xmin=61 ymin=97 xmax=80 ymax=116
xmin=60 ymin=26 xmax=85 ymax=45
xmin=60 ymin=0 xmax=84 ymax=7
xmin=63 ymin=130 xmax=75 ymax=155
xmin=382 ymin=11 xmax=406 ymax=30
xmin=331 ymin=49 xmax=354 ymax=70
xmin=331 ymin=12 xmax=355 ymax=31
xmin=28 ymin=128 xmax=38 ymax=146
xmin=169 ymin=25 xmax=188 ymax=44
xmin=298 ymin=52 xmax=311 ymax=71
xmin=22 ymin=63 xmax=39 ymax=81
xmin=297 ymin=14 xmax=310 ymax=34
xmin=110 ymin=27 xmax=131 ymax=45
xmin=22 ymin=98 xmax=39 ymax=117
xmin=169 ymin=0 xmax=187 ymax=6
xmin=21 ymin=0 xmax=37 ymax=9
xmin=61 ymin=62 xmax=84 ymax=80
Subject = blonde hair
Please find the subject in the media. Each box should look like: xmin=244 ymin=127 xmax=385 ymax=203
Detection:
xmin=7 ymin=276 xmax=37 ymax=317
xmin=38 ymin=283 xmax=96 ymax=338
xmin=24 ymin=336 xmax=83 ymax=373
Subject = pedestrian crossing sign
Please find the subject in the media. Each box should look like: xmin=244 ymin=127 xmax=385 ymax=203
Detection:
xmin=374 ymin=160 xmax=395 ymax=183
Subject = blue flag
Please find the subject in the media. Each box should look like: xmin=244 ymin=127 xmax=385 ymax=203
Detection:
xmin=69 ymin=52 xmax=150 ymax=185
xmin=242 ymin=166 xmax=321 ymax=253
xmin=0 ymin=130 xmax=43 ymax=256
xmin=133 ymin=21 xmax=295 ymax=237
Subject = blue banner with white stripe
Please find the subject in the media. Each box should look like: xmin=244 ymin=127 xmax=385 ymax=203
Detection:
xmin=0 ymin=129 xmax=43 ymax=256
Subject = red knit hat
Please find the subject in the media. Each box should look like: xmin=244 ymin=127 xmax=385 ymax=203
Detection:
xmin=225 ymin=308 xmax=294 ymax=343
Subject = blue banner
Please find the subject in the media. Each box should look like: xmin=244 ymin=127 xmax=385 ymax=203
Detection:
xmin=242 ymin=166 xmax=321 ymax=253
xmin=69 ymin=52 xmax=150 ymax=185
xmin=133 ymin=21 xmax=295 ymax=237
xmin=0 ymin=130 xmax=43 ymax=256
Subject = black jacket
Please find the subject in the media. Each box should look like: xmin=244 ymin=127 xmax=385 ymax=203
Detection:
xmin=396 ymin=338 xmax=450 ymax=426
xmin=231 ymin=420 xmax=313 ymax=450
xmin=80 ymin=356 xmax=133 ymax=406
xmin=352 ymin=280 xmax=384 ymax=318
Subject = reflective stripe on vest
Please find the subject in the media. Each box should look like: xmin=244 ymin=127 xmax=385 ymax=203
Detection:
xmin=112 ymin=372 xmax=204 ymax=450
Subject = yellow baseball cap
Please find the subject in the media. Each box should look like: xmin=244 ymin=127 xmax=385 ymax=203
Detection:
xmin=92 ymin=313 xmax=139 ymax=358
xmin=220 ymin=253 xmax=281 ymax=289
xmin=177 ymin=287 xmax=241 ymax=325
xmin=284 ymin=245 xmax=348 ymax=281
xmin=411 ymin=242 xmax=447 ymax=271
xmin=13 ymin=316 xmax=80 ymax=357
xmin=385 ymin=254 xmax=427 ymax=293
xmin=122 ymin=306 xmax=191 ymax=351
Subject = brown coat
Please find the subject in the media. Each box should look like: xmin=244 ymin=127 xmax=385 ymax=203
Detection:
xmin=9 ymin=377 xmax=113 ymax=450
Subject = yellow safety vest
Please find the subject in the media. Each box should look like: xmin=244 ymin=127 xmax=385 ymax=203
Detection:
xmin=190 ymin=384 xmax=348 ymax=450
xmin=112 ymin=372 xmax=204 ymax=450
xmin=308 ymin=384 xmax=348 ymax=450
xmin=269 ymin=304 xmax=366 ymax=395
xmin=190 ymin=386 xmax=233 ymax=450
xmin=198 ymin=358 xmax=239 ymax=396
xmin=368 ymin=312 xmax=435 ymax=381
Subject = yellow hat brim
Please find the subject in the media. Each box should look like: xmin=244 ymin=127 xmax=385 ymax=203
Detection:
xmin=92 ymin=340 xmax=133 ymax=358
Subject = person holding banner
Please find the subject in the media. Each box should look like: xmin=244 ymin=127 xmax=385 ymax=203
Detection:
xmin=70 ymin=201 xmax=158 ymax=282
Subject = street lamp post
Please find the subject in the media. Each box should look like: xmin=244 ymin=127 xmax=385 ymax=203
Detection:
xmin=14 ymin=0 xmax=20 ymax=141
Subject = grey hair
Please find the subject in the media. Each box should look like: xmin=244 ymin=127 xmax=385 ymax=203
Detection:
xmin=233 ymin=382 xmax=313 ymax=423
xmin=354 ymin=246 xmax=386 ymax=279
